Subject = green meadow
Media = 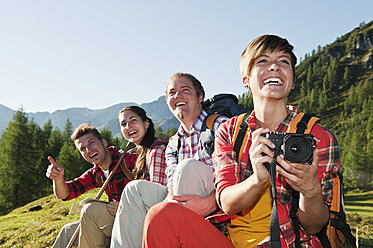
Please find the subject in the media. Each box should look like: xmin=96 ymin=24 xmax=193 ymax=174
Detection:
xmin=0 ymin=190 xmax=372 ymax=247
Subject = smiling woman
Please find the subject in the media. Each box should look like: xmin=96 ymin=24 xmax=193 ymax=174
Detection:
xmin=118 ymin=106 xmax=167 ymax=184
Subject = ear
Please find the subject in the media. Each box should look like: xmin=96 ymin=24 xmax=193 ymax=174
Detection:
xmin=144 ymin=120 xmax=150 ymax=130
xmin=102 ymin=138 xmax=108 ymax=147
xmin=243 ymin=77 xmax=250 ymax=89
xmin=198 ymin=94 xmax=204 ymax=104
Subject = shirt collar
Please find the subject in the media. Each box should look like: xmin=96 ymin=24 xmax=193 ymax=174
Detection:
xmin=245 ymin=106 xmax=300 ymax=132
xmin=176 ymin=110 xmax=207 ymax=138
xmin=92 ymin=146 xmax=118 ymax=175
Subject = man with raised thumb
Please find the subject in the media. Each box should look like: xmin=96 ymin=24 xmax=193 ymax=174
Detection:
xmin=46 ymin=123 xmax=136 ymax=248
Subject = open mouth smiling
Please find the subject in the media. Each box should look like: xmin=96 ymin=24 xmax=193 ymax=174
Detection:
xmin=263 ymin=77 xmax=283 ymax=85
xmin=90 ymin=152 xmax=98 ymax=159
xmin=129 ymin=131 xmax=137 ymax=136
xmin=175 ymin=102 xmax=186 ymax=107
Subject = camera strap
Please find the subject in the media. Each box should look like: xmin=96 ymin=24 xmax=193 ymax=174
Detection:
xmin=268 ymin=149 xmax=282 ymax=248
xmin=269 ymin=113 xmax=319 ymax=248
xmin=232 ymin=112 xmax=320 ymax=248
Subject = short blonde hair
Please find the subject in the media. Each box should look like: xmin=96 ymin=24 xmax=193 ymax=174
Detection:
xmin=240 ymin=35 xmax=297 ymax=78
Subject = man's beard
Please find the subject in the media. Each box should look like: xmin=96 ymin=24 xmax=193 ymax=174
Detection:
xmin=177 ymin=112 xmax=184 ymax=120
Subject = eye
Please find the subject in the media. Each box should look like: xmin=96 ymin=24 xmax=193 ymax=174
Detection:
xmin=257 ymin=59 xmax=267 ymax=64
xmin=280 ymin=59 xmax=290 ymax=64
xmin=168 ymin=90 xmax=175 ymax=96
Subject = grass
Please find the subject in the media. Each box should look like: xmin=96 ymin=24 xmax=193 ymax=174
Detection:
xmin=345 ymin=191 xmax=373 ymax=247
xmin=0 ymin=189 xmax=102 ymax=248
xmin=345 ymin=191 xmax=373 ymax=216
xmin=0 ymin=189 xmax=372 ymax=247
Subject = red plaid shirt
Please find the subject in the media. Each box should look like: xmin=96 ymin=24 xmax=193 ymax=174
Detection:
xmin=143 ymin=137 xmax=167 ymax=186
xmin=214 ymin=106 xmax=340 ymax=247
xmin=64 ymin=146 xmax=137 ymax=202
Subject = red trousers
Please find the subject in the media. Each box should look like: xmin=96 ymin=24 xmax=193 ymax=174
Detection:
xmin=142 ymin=202 xmax=234 ymax=248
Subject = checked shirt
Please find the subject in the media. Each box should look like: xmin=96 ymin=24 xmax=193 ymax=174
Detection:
xmin=64 ymin=146 xmax=137 ymax=202
xmin=214 ymin=106 xmax=341 ymax=247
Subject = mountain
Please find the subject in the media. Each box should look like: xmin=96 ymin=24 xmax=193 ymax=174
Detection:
xmin=0 ymin=96 xmax=179 ymax=136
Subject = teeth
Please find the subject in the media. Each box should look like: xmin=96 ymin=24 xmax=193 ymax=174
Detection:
xmin=263 ymin=78 xmax=283 ymax=85
xmin=129 ymin=131 xmax=137 ymax=135
xmin=90 ymin=152 xmax=98 ymax=158
xmin=176 ymin=102 xmax=186 ymax=107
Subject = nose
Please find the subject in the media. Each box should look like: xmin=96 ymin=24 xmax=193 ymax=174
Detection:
xmin=268 ymin=62 xmax=280 ymax=71
xmin=85 ymin=144 xmax=93 ymax=153
xmin=124 ymin=123 xmax=131 ymax=129
xmin=174 ymin=91 xmax=183 ymax=98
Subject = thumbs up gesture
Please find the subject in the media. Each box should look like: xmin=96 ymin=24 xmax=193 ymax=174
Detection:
xmin=46 ymin=156 xmax=65 ymax=181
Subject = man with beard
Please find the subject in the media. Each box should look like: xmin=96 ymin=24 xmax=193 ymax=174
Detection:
xmin=46 ymin=123 xmax=136 ymax=248
xmin=110 ymin=72 xmax=230 ymax=248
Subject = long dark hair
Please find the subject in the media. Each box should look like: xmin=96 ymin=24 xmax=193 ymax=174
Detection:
xmin=118 ymin=106 xmax=156 ymax=179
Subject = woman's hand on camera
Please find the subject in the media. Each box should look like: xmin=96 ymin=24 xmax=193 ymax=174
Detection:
xmin=249 ymin=128 xmax=274 ymax=184
xmin=276 ymin=149 xmax=320 ymax=195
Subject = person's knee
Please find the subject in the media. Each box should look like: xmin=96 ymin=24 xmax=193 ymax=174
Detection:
xmin=175 ymin=159 xmax=204 ymax=177
xmin=81 ymin=202 xmax=106 ymax=221
xmin=125 ymin=180 xmax=149 ymax=195
xmin=81 ymin=202 xmax=94 ymax=218
xmin=147 ymin=202 xmax=180 ymax=222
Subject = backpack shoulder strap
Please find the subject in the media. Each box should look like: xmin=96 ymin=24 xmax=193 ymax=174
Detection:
xmin=200 ymin=114 xmax=220 ymax=158
xmin=232 ymin=113 xmax=251 ymax=164
xmin=289 ymin=112 xmax=320 ymax=134
xmin=95 ymin=173 xmax=103 ymax=187
xmin=204 ymin=114 xmax=221 ymax=131
xmin=169 ymin=134 xmax=181 ymax=164
xmin=118 ymin=152 xmax=135 ymax=181
xmin=288 ymin=112 xmax=319 ymax=248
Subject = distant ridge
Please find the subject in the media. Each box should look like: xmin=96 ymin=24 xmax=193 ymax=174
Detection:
xmin=0 ymin=96 xmax=179 ymax=136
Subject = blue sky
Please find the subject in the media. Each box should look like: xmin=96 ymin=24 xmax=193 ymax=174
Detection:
xmin=0 ymin=1 xmax=372 ymax=113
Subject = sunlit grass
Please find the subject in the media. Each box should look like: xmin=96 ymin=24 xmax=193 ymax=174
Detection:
xmin=0 ymin=188 xmax=103 ymax=248
xmin=0 ymin=189 xmax=372 ymax=247
xmin=345 ymin=191 xmax=373 ymax=216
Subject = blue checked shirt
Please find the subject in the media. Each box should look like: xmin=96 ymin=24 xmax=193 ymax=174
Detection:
xmin=165 ymin=110 xmax=228 ymax=188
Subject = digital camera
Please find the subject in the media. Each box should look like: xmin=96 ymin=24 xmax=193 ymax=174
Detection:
xmin=261 ymin=132 xmax=315 ymax=164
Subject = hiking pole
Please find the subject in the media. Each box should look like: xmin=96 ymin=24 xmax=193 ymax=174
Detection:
xmin=66 ymin=142 xmax=133 ymax=248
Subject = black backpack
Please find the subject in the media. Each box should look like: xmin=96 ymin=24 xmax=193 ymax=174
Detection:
xmin=170 ymin=93 xmax=246 ymax=162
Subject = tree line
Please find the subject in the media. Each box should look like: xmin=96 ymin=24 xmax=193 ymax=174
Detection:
xmin=0 ymin=110 xmax=176 ymax=215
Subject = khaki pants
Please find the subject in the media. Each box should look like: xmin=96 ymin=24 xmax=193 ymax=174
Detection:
xmin=53 ymin=201 xmax=114 ymax=248
xmin=110 ymin=159 xmax=215 ymax=248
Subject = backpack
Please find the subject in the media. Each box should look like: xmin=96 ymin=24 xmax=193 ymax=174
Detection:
xmin=170 ymin=93 xmax=246 ymax=162
xmin=232 ymin=112 xmax=356 ymax=248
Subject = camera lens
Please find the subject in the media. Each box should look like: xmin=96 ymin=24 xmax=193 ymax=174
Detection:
xmin=283 ymin=134 xmax=313 ymax=163
xmin=290 ymin=143 xmax=301 ymax=154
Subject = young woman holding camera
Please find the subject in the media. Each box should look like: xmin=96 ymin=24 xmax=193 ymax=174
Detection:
xmin=213 ymin=34 xmax=340 ymax=247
